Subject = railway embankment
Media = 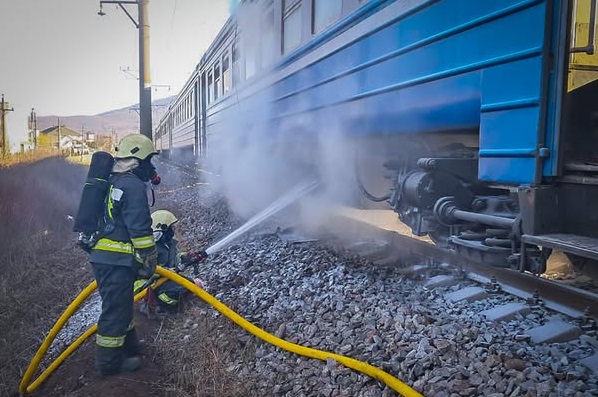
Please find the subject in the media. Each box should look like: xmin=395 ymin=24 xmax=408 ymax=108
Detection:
xmin=5 ymin=158 xmax=597 ymax=397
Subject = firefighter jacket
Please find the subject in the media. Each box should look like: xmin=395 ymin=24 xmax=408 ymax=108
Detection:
xmin=90 ymin=172 xmax=155 ymax=267
xmin=157 ymin=238 xmax=181 ymax=269
xmin=133 ymin=238 xmax=190 ymax=307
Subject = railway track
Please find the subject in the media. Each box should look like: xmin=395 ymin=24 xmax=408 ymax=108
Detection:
xmin=158 ymin=157 xmax=598 ymax=323
xmin=157 ymin=158 xmax=598 ymax=394
xmin=328 ymin=207 xmax=598 ymax=324
xmin=314 ymin=207 xmax=598 ymax=377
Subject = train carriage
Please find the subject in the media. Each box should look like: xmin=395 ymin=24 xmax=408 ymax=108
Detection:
xmin=156 ymin=0 xmax=598 ymax=279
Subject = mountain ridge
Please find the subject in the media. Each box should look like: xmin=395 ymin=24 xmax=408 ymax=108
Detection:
xmin=36 ymin=96 xmax=175 ymax=137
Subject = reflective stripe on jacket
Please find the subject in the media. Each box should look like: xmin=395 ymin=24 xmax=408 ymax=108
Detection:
xmin=90 ymin=172 xmax=155 ymax=267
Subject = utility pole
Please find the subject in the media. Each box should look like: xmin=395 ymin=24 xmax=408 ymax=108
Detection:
xmin=57 ymin=117 xmax=61 ymax=151
xmin=1 ymin=95 xmax=14 ymax=158
xmin=29 ymin=108 xmax=37 ymax=148
xmin=98 ymin=0 xmax=152 ymax=139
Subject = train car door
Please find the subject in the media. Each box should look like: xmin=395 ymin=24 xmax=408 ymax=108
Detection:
xmin=557 ymin=0 xmax=598 ymax=180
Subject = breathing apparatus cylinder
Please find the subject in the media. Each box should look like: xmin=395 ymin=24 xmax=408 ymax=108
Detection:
xmin=73 ymin=151 xmax=114 ymax=236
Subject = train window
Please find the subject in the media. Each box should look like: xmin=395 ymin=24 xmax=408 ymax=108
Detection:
xmin=214 ymin=64 xmax=221 ymax=100
xmin=283 ymin=0 xmax=300 ymax=9
xmin=232 ymin=44 xmax=240 ymax=85
xmin=262 ymin=8 xmax=276 ymax=66
xmin=283 ymin=1 xmax=301 ymax=54
xmin=207 ymin=72 xmax=213 ymax=105
xmin=222 ymin=56 xmax=231 ymax=94
xmin=245 ymin=46 xmax=257 ymax=79
xmin=313 ymin=0 xmax=341 ymax=34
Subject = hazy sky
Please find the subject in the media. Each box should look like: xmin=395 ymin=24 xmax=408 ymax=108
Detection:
xmin=0 ymin=0 xmax=230 ymax=149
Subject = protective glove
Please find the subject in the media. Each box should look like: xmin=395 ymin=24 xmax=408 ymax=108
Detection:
xmin=178 ymin=249 xmax=208 ymax=274
xmin=186 ymin=249 xmax=208 ymax=263
xmin=76 ymin=233 xmax=93 ymax=253
xmin=137 ymin=249 xmax=158 ymax=279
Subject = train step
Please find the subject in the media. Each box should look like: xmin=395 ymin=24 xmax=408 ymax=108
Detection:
xmin=522 ymin=233 xmax=598 ymax=261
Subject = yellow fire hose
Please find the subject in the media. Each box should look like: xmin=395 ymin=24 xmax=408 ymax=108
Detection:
xmin=18 ymin=277 xmax=168 ymax=395
xmin=20 ymin=267 xmax=423 ymax=397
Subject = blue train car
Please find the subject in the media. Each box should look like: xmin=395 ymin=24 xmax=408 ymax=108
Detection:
xmin=160 ymin=0 xmax=598 ymax=278
xmin=154 ymin=69 xmax=199 ymax=162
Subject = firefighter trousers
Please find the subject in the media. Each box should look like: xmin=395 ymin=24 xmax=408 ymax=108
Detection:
xmin=91 ymin=262 xmax=142 ymax=374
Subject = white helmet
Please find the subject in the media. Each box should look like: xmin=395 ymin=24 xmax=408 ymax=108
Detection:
xmin=151 ymin=210 xmax=178 ymax=241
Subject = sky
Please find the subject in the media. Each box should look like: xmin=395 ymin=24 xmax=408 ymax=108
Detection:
xmin=0 ymin=0 xmax=231 ymax=150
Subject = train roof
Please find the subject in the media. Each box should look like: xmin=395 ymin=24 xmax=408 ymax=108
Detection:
xmin=199 ymin=14 xmax=237 ymax=67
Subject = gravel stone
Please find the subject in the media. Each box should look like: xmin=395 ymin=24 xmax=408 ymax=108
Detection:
xmin=44 ymin=165 xmax=598 ymax=396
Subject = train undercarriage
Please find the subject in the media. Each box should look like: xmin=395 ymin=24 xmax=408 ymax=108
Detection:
xmin=384 ymin=144 xmax=547 ymax=274
xmin=375 ymin=136 xmax=598 ymax=280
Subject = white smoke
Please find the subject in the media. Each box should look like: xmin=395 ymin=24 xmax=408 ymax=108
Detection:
xmin=206 ymin=2 xmax=391 ymax=230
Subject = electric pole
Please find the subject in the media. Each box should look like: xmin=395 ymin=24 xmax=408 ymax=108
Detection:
xmin=57 ymin=117 xmax=61 ymax=151
xmin=98 ymin=0 xmax=152 ymax=139
xmin=1 ymin=95 xmax=14 ymax=158
xmin=29 ymin=108 xmax=37 ymax=148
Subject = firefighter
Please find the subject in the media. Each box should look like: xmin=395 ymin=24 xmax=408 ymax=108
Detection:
xmin=134 ymin=209 xmax=208 ymax=317
xmin=89 ymin=133 xmax=159 ymax=376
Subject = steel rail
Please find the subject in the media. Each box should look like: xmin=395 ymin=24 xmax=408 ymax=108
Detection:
xmin=153 ymin=157 xmax=598 ymax=321
xmin=330 ymin=212 xmax=598 ymax=321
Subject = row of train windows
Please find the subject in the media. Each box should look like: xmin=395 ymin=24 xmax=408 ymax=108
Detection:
xmin=282 ymin=0 xmax=371 ymax=54
xmin=206 ymin=51 xmax=235 ymax=106
xmin=283 ymin=0 xmax=344 ymax=53
xmin=204 ymin=0 xmax=370 ymax=106
xmin=172 ymin=94 xmax=194 ymax=126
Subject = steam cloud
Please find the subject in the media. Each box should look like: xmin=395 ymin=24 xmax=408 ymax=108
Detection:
xmin=204 ymin=2 xmax=396 ymax=232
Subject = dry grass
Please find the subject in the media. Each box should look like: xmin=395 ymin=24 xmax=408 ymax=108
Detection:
xmin=0 ymin=157 xmax=260 ymax=397
xmin=0 ymin=149 xmax=60 ymax=168
xmin=151 ymin=302 xmax=260 ymax=397
xmin=0 ymin=157 xmax=90 ymax=396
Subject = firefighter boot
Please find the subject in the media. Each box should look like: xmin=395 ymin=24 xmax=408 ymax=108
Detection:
xmin=123 ymin=327 xmax=145 ymax=357
xmin=119 ymin=356 xmax=141 ymax=373
xmin=96 ymin=345 xmax=124 ymax=375
xmin=96 ymin=346 xmax=141 ymax=375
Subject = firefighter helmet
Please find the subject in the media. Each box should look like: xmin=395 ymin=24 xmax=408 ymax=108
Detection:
xmin=151 ymin=210 xmax=178 ymax=232
xmin=114 ymin=134 xmax=158 ymax=160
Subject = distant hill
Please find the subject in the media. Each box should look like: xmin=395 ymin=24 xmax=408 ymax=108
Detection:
xmin=36 ymin=96 xmax=175 ymax=138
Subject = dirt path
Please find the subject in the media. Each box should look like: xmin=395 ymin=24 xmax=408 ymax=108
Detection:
xmin=6 ymin=157 xmax=226 ymax=397
xmin=30 ymin=315 xmax=165 ymax=397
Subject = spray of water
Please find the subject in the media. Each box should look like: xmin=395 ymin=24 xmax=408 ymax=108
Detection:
xmin=205 ymin=179 xmax=319 ymax=255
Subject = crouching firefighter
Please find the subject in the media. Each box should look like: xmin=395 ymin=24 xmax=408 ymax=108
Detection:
xmin=134 ymin=209 xmax=208 ymax=318
xmin=83 ymin=134 xmax=161 ymax=376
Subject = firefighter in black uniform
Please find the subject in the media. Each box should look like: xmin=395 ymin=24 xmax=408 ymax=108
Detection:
xmin=134 ymin=209 xmax=208 ymax=316
xmin=89 ymin=133 xmax=159 ymax=375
